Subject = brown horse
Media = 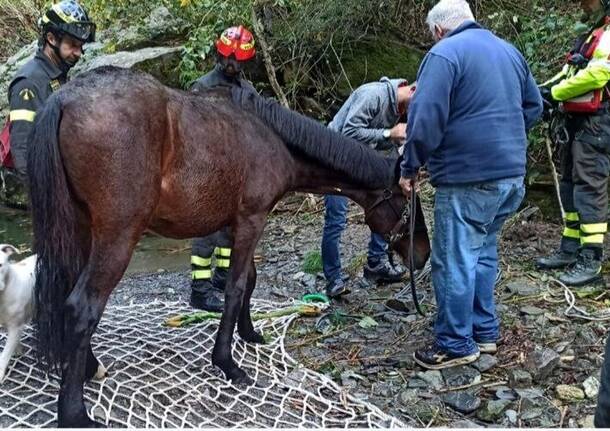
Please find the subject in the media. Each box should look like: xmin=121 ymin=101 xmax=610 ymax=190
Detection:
xmin=27 ymin=66 xmax=430 ymax=427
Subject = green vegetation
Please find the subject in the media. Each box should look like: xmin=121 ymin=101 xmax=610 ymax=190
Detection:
xmin=0 ymin=0 xmax=582 ymax=153
xmin=302 ymin=250 xmax=323 ymax=274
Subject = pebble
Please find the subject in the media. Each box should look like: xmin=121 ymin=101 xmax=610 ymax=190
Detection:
xmin=515 ymin=388 xmax=544 ymax=399
xmin=508 ymin=369 xmax=533 ymax=388
xmin=442 ymin=391 xmax=481 ymax=414
xmin=583 ymin=376 xmax=600 ymax=399
xmin=556 ymin=384 xmax=585 ymax=401
xmin=505 ymin=409 xmax=518 ymax=424
xmin=520 ymin=305 xmax=545 ymax=316
xmin=472 ymin=354 xmax=498 ymax=373
xmin=415 ymin=370 xmax=444 ymax=390
xmin=451 ymin=419 xmax=483 ymax=428
xmin=496 ymin=386 xmax=518 ymax=401
xmin=441 ymin=366 xmax=481 ymax=387
xmin=477 ymin=399 xmax=512 ymax=422
xmin=525 ymin=347 xmax=560 ymax=382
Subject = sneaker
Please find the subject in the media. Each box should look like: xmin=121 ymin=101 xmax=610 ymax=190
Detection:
xmin=536 ymin=250 xmax=578 ymax=270
xmin=413 ymin=345 xmax=480 ymax=370
xmin=190 ymin=287 xmax=224 ymax=312
xmin=363 ymin=260 xmax=405 ymax=283
xmin=477 ymin=342 xmax=498 ymax=354
xmin=558 ymin=248 xmax=603 ymax=286
xmin=325 ymin=277 xmax=351 ymax=298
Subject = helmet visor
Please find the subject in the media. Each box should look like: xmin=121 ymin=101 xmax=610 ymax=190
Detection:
xmin=55 ymin=21 xmax=96 ymax=43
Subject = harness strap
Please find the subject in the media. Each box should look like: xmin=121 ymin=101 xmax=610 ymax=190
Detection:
xmin=408 ymin=180 xmax=424 ymax=316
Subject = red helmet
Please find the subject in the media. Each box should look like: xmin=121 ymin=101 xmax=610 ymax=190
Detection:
xmin=215 ymin=25 xmax=256 ymax=61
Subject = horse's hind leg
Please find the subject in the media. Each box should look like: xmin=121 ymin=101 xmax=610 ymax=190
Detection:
xmin=237 ymin=261 xmax=264 ymax=344
xmin=212 ymin=214 xmax=266 ymax=384
xmin=85 ymin=345 xmax=107 ymax=380
xmin=58 ymin=229 xmax=141 ymax=428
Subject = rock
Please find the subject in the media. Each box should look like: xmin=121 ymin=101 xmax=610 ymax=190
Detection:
xmin=525 ymin=348 xmax=560 ymax=382
xmin=407 ymin=377 xmax=428 ymax=389
xmin=476 ymin=399 xmax=512 ymax=422
xmin=108 ymin=6 xmax=187 ymax=52
xmin=515 ymin=388 xmax=544 ymax=399
xmin=473 ymin=354 xmax=498 ymax=372
xmin=520 ymin=408 xmax=543 ymax=420
xmin=301 ymin=273 xmax=316 ymax=289
xmin=371 ymin=382 xmax=392 ymax=398
xmin=0 ymin=41 xmax=37 ymax=116
xmin=583 ymin=376 xmax=600 ymax=399
xmin=579 ymin=415 xmax=596 ymax=428
xmin=520 ymin=305 xmax=545 ymax=316
xmin=509 ymin=369 xmax=533 ymax=388
xmin=441 ymin=366 xmax=481 ymax=387
xmin=496 ymin=386 xmax=518 ymax=401
xmin=399 ymin=389 xmax=419 ymax=406
xmin=75 ymin=46 xmax=183 ymax=87
xmin=415 ymin=370 xmax=444 ymax=390
xmin=451 ymin=419 xmax=483 ymax=428
xmin=505 ymin=409 xmax=518 ymax=424
xmin=441 ymin=391 xmax=481 ymax=414
xmin=576 ymin=326 xmax=599 ymax=346
xmin=556 ymin=384 xmax=585 ymax=401
xmin=506 ymin=280 xmax=540 ymax=296
xmin=292 ymin=271 xmax=305 ymax=281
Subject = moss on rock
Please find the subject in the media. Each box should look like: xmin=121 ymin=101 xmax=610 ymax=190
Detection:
xmin=336 ymin=38 xmax=424 ymax=96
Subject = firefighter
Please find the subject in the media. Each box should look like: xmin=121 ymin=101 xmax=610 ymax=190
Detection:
xmin=7 ymin=0 xmax=95 ymax=179
xmin=537 ymin=0 xmax=610 ymax=286
xmin=189 ymin=26 xmax=256 ymax=311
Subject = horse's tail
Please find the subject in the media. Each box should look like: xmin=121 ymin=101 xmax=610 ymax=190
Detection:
xmin=28 ymin=94 xmax=85 ymax=374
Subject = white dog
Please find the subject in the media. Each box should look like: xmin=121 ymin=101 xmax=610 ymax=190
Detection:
xmin=0 ymin=244 xmax=35 ymax=382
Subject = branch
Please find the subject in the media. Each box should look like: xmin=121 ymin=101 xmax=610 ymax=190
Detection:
xmin=251 ymin=5 xmax=290 ymax=108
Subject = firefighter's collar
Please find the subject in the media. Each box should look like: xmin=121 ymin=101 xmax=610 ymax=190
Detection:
xmin=34 ymin=49 xmax=65 ymax=81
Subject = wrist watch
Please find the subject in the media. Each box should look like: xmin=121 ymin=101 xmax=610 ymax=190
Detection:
xmin=383 ymin=129 xmax=391 ymax=139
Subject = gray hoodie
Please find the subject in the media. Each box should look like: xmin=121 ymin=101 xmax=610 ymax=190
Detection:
xmin=328 ymin=77 xmax=406 ymax=150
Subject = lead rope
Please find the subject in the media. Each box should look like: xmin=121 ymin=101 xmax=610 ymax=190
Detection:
xmin=409 ymin=178 xmax=425 ymax=316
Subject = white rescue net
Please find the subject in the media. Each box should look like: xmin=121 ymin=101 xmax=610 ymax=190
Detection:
xmin=0 ymin=300 xmax=404 ymax=428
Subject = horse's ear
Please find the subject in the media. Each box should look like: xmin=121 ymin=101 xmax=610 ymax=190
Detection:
xmin=0 ymin=244 xmax=18 ymax=256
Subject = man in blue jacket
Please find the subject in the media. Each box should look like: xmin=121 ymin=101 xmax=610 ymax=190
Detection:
xmin=399 ymin=0 xmax=543 ymax=369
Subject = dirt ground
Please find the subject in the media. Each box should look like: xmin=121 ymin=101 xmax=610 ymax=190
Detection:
xmin=111 ymin=191 xmax=609 ymax=428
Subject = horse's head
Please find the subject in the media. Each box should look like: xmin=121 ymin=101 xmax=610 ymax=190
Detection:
xmin=363 ymin=186 xmax=430 ymax=269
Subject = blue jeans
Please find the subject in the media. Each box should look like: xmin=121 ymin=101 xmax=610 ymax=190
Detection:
xmin=321 ymin=195 xmax=387 ymax=282
xmin=432 ymin=177 xmax=525 ymax=356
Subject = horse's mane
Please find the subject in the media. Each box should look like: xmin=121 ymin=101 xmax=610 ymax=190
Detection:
xmin=61 ymin=67 xmax=397 ymax=189
xmin=231 ymin=88 xmax=397 ymax=189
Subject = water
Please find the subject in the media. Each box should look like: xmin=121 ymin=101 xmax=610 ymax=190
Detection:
xmin=0 ymin=206 xmax=192 ymax=275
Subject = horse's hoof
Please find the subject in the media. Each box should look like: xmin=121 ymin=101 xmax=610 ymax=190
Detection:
xmin=239 ymin=330 xmax=265 ymax=344
xmin=94 ymin=363 xmax=108 ymax=380
xmin=58 ymin=416 xmax=105 ymax=428
xmin=230 ymin=369 xmax=254 ymax=386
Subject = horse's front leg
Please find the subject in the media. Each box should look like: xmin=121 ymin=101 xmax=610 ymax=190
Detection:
xmin=237 ymin=261 xmax=264 ymax=344
xmin=212 ymin=214 xmax=266 ymax=385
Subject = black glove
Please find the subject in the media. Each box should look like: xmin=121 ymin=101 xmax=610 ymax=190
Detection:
xmin=540 ymin=87 xmax=557 ymax=121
